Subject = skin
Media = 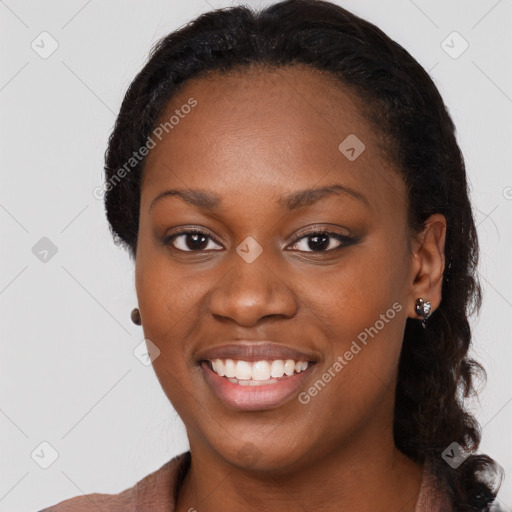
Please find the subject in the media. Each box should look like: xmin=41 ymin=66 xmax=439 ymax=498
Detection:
xmin=135 ymin=64 xmax=446 ymax=512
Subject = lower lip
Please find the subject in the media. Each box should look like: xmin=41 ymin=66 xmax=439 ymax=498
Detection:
xmin=200 ymin=362 xmax=313 ymax=411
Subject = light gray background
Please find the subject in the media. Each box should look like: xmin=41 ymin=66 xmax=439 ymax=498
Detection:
xmin=1 ymin=1 xmax=510 ymax=510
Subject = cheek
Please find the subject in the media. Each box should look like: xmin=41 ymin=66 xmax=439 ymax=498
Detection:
xmin=135 ymin=239 xmax=204 ymax=339
xmin=136 ymin=261 xmax=200 ymax=418
xmin=303 ymin=247 xmax=404 ymax=338
xmin=297 ymin=264 xmax=405 ymax=437
xmin=299 ymin=241 xmax=407 ymax=386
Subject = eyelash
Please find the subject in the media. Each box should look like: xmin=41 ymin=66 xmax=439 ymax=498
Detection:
xmin=163 ymin=227 xmax=358 ymax=253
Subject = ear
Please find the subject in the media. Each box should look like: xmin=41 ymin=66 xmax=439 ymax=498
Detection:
xmin=407 ymin=213 xmax=447 ymax=321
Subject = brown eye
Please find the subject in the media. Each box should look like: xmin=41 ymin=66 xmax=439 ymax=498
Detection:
xmin=288 ymin=230 xmax=357 ymax=253
xmin=164 ymin=229 xmax=223 ymax=252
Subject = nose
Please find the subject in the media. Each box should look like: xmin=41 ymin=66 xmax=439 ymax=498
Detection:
xmin=207 ymin=250 xmax=298 ymax=326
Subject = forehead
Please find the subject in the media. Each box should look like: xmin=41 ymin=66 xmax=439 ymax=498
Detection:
xmin=141 ymin=64 xmax=405 ymax=217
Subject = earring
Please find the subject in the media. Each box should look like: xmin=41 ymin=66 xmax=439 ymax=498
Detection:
xmin=414 ymin=298 xmax=432 ymax=329
xmin=131 ymin=307 xmax=141 ymax=325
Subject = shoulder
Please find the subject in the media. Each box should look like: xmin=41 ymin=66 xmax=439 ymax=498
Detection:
xmin=37 ymin=452 xmax=190 ymax=512
xmin=415 ymin=458 xmax=506 ymax=512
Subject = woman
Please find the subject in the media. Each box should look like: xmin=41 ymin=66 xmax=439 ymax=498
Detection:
xmin=40 ymin=0 xmax=504 ymax=510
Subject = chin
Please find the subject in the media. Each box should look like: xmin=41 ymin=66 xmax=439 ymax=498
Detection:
xmin=207 ymin=434 xmax=313 ymax=475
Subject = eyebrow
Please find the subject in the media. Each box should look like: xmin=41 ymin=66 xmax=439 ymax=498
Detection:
xmin=149 ymin=184 xmax=369 ymax=211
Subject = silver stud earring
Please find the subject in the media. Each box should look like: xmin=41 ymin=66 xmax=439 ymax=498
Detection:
xmin=414 ymin=298 xmax=432 ymax=329
xmin=131 ymin=307 xmax=141 ymax=325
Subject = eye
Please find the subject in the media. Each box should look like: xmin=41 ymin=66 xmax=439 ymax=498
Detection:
xmin=163 ymin=227 xmax=358 ymax=253
xmin=164 ymin=229 xmax=223 ymax=252
xmin=287 ymin=229 xmax=357 ymax=253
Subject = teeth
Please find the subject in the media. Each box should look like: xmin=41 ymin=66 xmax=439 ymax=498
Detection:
xmin=270 ymin=360 xmax=284 ymax=378
xmin=225 ymin=359 xmax=236 ymax=378
xmin=296 ymin=361 xmax=308 ymax=372
xmin=252 ymin=361 xmax=271 ymax=381
xmin=209 ymin=358 xmax=310 ymax=381
xmin=215 ymin=359 xmax=225 ymax=377
xmin=283 ymin=359 xmax=295 ymax=376
xmin=235 ymin=360 xmax=252 ymax=380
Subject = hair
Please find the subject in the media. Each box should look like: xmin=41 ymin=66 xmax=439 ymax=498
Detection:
xmin=103 ymin=0 xmax=504 ymax=509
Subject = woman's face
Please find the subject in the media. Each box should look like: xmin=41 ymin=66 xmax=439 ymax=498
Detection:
xmin=135 ymin=65 xmax=435 ymax=471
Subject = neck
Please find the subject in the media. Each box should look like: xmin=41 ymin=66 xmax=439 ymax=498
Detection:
xmin=175 ymin=431 xmax=423 ymax=512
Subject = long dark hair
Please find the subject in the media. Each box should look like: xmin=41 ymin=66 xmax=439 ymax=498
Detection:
xmin=103 ymin=1 xmax=504 ymax=509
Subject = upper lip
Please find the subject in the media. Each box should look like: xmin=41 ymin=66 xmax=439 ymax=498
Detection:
xmin=196 ymin=342 xmax=319 ymax=363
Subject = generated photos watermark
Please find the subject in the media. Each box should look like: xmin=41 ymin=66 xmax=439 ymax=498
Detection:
xmin=92 ymin=97 xmax=198 ymax=200
xmin=298 ymin=301 xmax=403 ymax=405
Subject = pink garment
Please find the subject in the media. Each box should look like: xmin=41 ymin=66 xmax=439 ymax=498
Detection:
xmin=39 ymin=452 xmax=453 ymax=511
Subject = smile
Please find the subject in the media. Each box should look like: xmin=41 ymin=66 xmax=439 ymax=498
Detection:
xmin=208 ymin=358 xmax=311 ymax=385
xmin=200 ymin=358 xmax=315 ymax=410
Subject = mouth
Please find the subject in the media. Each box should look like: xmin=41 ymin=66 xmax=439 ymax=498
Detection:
xmin=196 ymin=342 xmax=318 ymax=411
xmin=205 ymin=358 xmax=312 ymax=385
